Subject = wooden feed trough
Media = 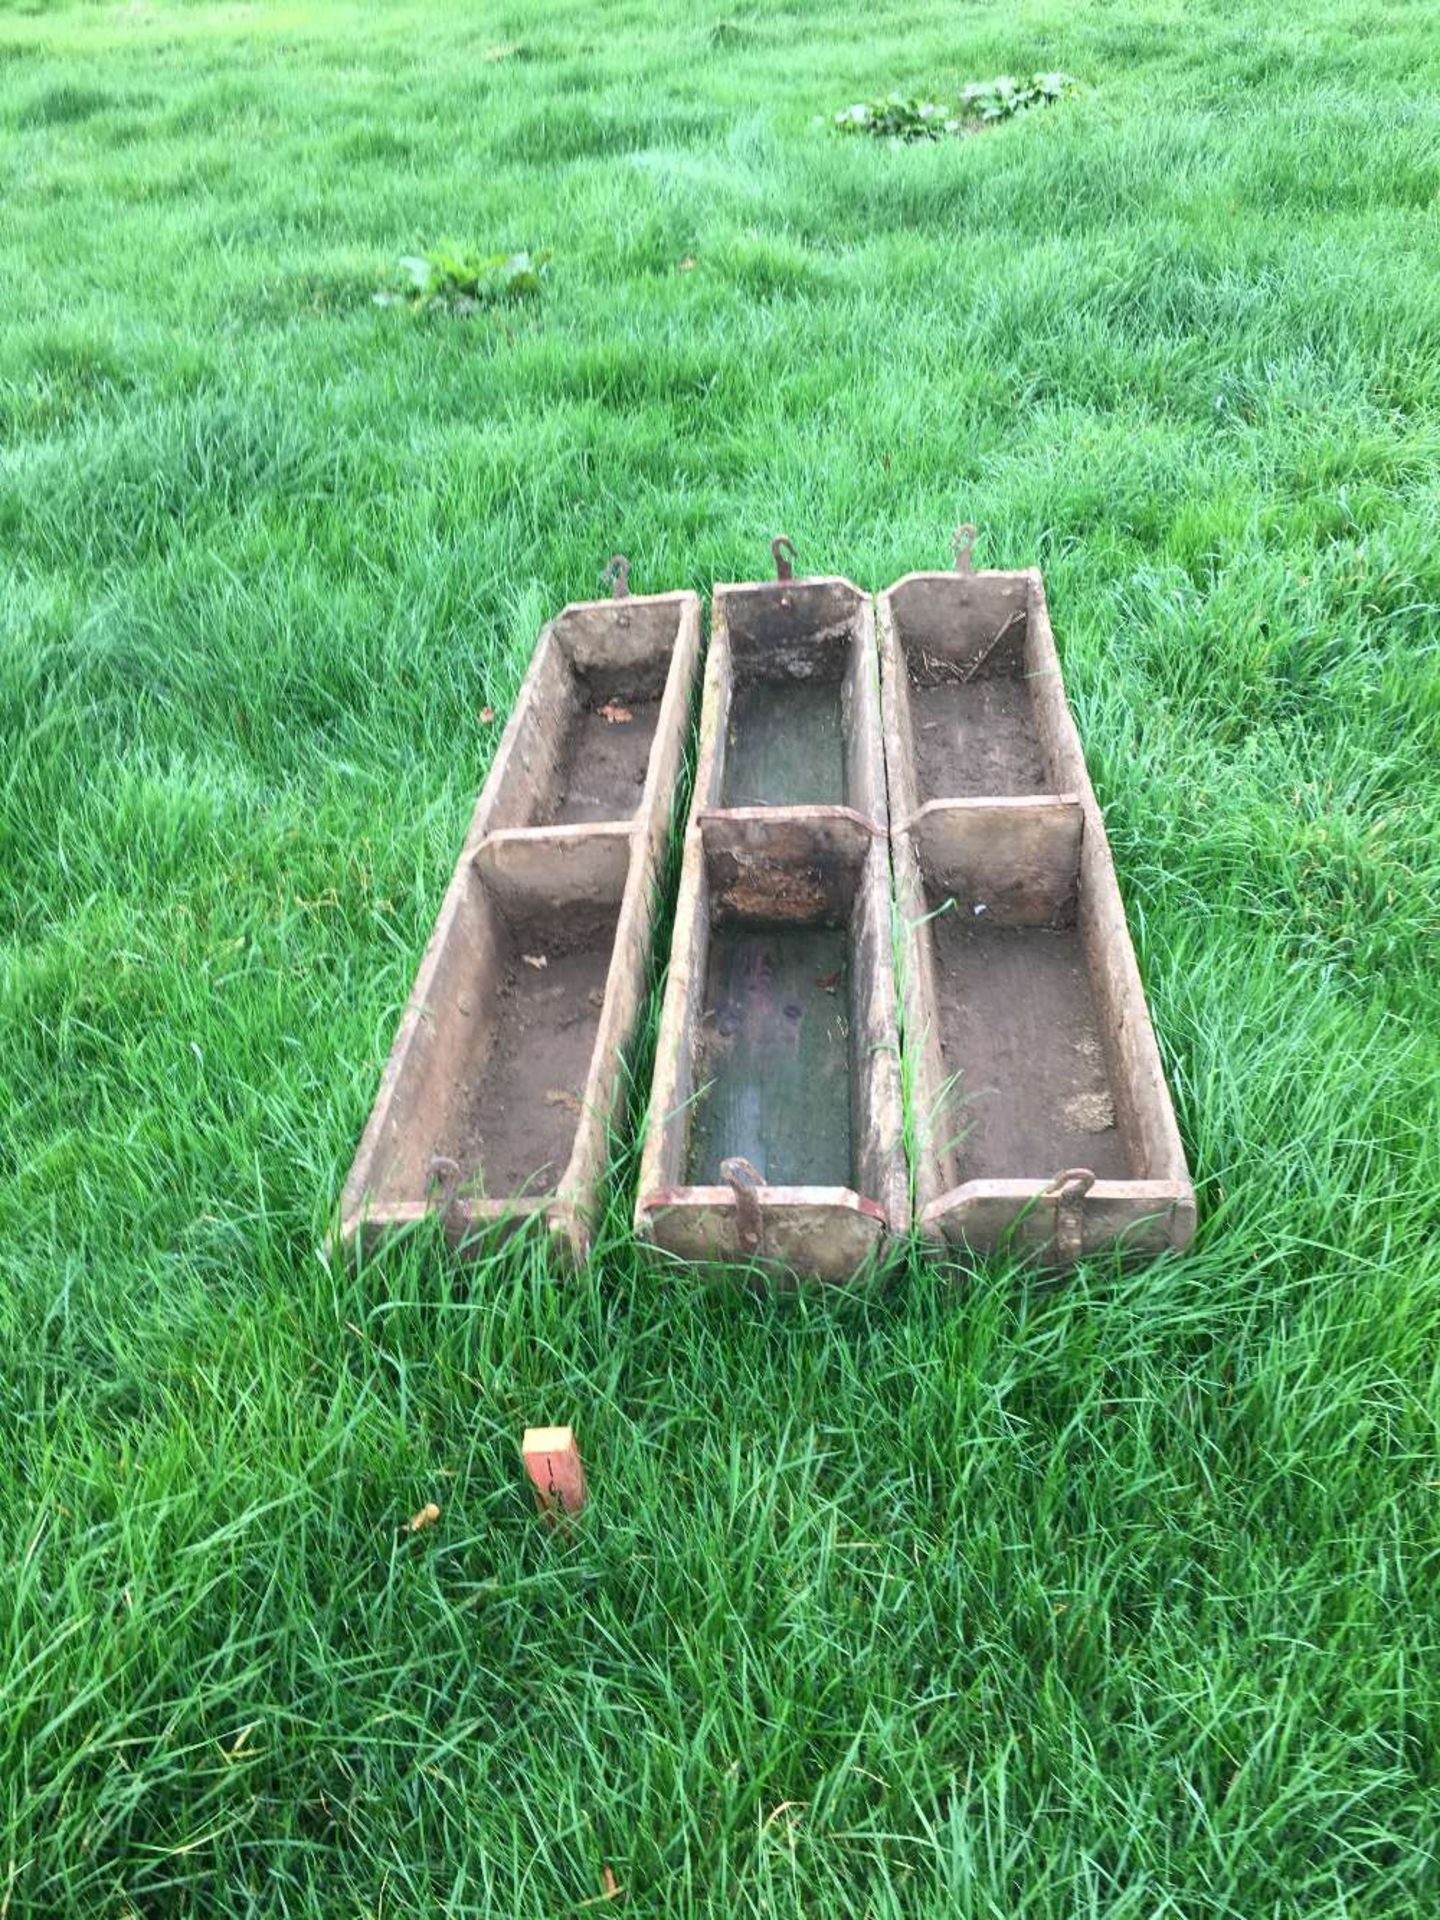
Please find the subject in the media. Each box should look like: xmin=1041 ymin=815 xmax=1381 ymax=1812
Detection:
xmin=878 ymin=567 xmax=1195 ymax=1263
xmin=635 ymin=573 xmax=909 ymax=1281
xmin=339 ymin=582 xmax=702 ymax=1263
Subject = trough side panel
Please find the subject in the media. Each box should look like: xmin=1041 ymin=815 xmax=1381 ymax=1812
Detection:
xmin=636 ymin=594 xmax=703 ymax=866
xmin=690 ymin=606 xmax=733 ymax=817
xmin=848 ymin=836 xmax=910 ymax=1234
xmin=341 ymin=867 xmax=509 ymax=1223
xmin=562 ymin=595 xmax=703 ymax=1251
xmin=892 ymin=825 xmax=960 ymax=1215
xmin=636 ymin=839 xmax=713 ymax=1208
xmin=1025 ymin=572 xmax=1191 ymax=1187
xmin=876 ymin=591 xmax=923 ymax=829
xmin=843 ymin=594 xmax=888 ymax=828
xmin=470 ymin=633 xmax=581 ymax=837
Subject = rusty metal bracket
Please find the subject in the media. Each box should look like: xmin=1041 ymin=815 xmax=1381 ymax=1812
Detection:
xmin=771 ymin=535 xmax=796 ymax=583
xmin=1044 ymin=1166 xmax=1095 ymax=1262
xmin=602 ymin=554 xmax=630 ymax=600
xmin=721 ymin=1155 xmax=765 ymax=1256
xmin=952 ymin=524 xmax=977 ymax=574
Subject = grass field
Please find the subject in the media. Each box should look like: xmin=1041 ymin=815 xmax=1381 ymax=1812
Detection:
xmin=4 ymin=0 xmax=1440 ymax=1911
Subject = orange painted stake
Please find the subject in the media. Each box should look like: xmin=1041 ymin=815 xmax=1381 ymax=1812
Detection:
xmin=522 ymin=1426 xmax=586 ymax=1519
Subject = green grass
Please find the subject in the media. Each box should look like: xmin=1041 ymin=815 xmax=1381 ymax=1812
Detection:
xmin=3 ymin=0 xmax=1440 ymax=1911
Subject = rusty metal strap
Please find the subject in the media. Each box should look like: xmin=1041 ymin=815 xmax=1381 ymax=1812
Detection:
xmin=1044 ymin=1166 xmax=1095 ymax=1263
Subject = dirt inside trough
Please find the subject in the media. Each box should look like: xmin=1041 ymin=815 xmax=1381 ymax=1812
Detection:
xmin=722 ymin=682 xmax=846 ymax=807
xmin=910 ymin=673 xmax=1051 ymax=799
xmin=538 ymin=697 xmax=661 ymax=824
xmin=929 ymin=918 xmax=1130 ymax=1180
xmin=687 ymin=926 xmax=853 ymax=1187
xmin=434 ymin=937 xmax=612 ymax=1197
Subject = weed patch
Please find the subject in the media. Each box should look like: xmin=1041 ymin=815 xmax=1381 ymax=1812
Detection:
xmin=833 ymin=73 xmax=1082 ymax=141
xmin=376 ymin=246 xmax=552 ymax=314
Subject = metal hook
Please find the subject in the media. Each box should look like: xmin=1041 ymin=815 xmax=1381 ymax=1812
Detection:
xmin=601 ymin=554 xmax=630 ymax=600
xmin=721 ymin=1155 xmax=764 ymax=1255
xmin=770 ymin=535 xmax=796 ymax=583
xmin=952 ymin=524 xmax=977 ymax=574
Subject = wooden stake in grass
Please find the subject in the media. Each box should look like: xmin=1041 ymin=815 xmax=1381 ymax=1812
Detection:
xmin=522 ymin=1427 xmax=586 ymax=1520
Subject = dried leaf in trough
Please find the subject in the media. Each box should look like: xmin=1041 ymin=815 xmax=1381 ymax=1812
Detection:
xmin=598 ymin=701 xmax=633 ymax=725
xmin=523 ymin=952 xmax=548 ymax=969
xmin=545 ymin=1087 xmax=583 ymax=1116
xmin=405 ymin=1503 xmax=441 ymax=1534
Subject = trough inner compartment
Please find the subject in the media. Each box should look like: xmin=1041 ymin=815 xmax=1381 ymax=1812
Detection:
xmin=376 ymin=871 xmax=623 ymax=1207
xmin=536 ymin=680 xmax=663 ymax=825
xmin=911 ymin=805 xmax=1139 ymax=1187
xmin=889 ymin=577 xmax=1055 ymax=801
xmin=687 ymin=924 xmax=854 ymax=1187
xmin=521 ymin=599 xmax=682 ymax=828
xmin=925 ymin=910 xmax=1132 ymax=1182
xmin=676 ymin=821 xmax=890 ymax=1196
xmin=432 ymin=904 xmax=615 ymax=1196
xmin=716 ymin=582 xmax=867 ymax=809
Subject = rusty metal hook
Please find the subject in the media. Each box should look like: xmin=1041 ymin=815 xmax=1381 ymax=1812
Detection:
xmin=721 ymin=1155 xmax=765 ymax=1255
xmin=427 ymin=1154 xmax=463 ymax=1219
xmin=770 ymin=535 xmax=796 ymax=583
xmin=601 ymin=554 xmax=630 ymax=600
xmin=952 ymin=524 xmax=977 ymax=574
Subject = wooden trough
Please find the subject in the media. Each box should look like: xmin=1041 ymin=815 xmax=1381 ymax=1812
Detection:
xmin=339 ymin=582 xmax=702 ymax=1263
xmin=878 ymin=567 xmax=1195 ymax=1263
xmin=635 ymin=574 xmax=908 ymax=1281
